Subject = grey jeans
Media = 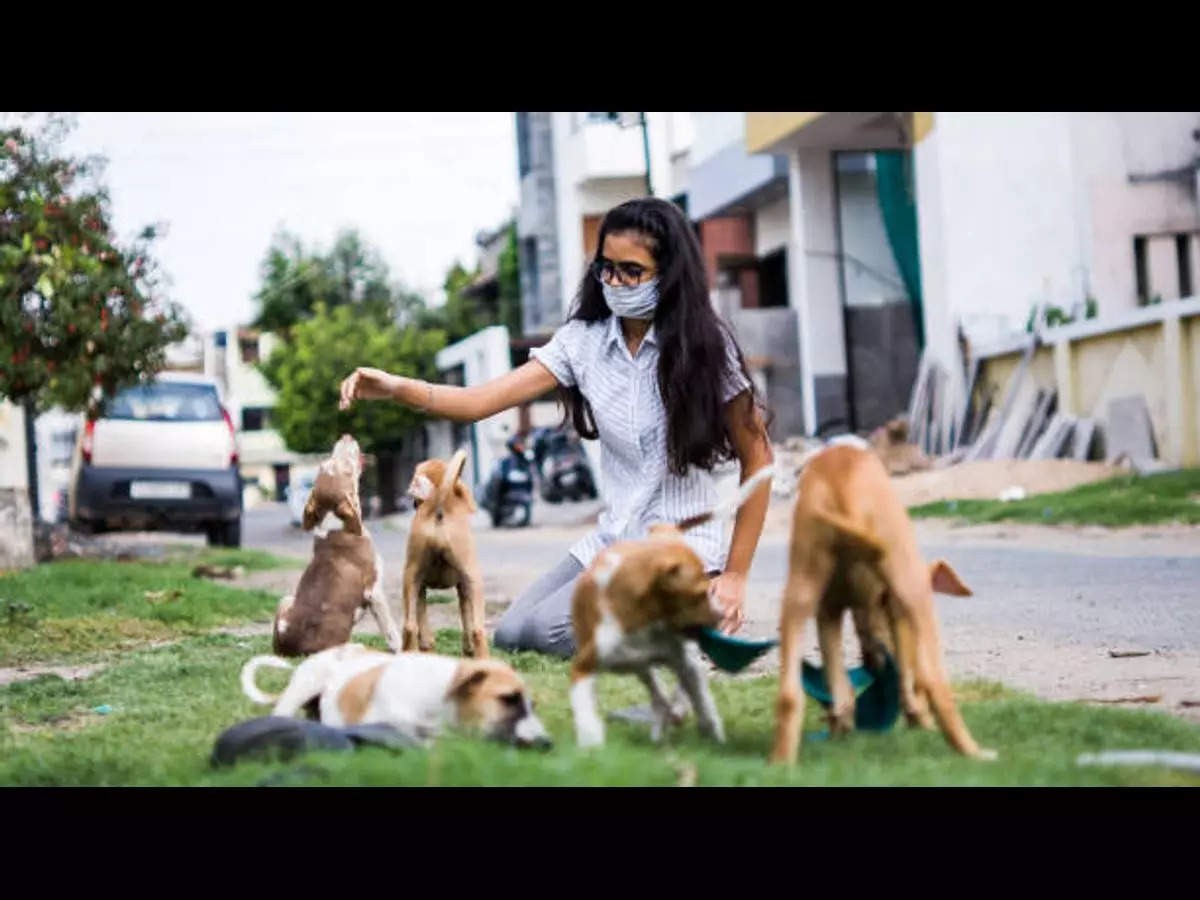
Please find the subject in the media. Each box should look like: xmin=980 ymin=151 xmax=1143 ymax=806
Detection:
xmin=492 ymin=555 xmax=585 ymax=658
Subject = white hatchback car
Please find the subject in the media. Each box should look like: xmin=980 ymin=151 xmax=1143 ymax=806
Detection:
xmin=68 ymin=373 xmax=243 ymax=546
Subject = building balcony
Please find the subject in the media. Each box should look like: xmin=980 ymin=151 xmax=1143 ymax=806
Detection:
xmin=569 ymin=118 xmax=647 ymax=187
xmin=688 ymin=140 xmax=788 ymax=221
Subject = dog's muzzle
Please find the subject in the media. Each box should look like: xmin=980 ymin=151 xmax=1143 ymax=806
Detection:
xmin=511 ymin=712 xmax=553 ymax=751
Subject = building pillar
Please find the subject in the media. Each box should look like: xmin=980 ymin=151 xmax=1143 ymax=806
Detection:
xmin=787 ymin=151 xmax=817 ymax=437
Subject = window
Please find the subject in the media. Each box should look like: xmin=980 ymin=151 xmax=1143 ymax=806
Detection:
xmin=104 ymin=382 xmax=223 ymax=422
xmin=516 ymin=112 xmax=532 ymax=177
xmin=1177 ymin=234 xmax=1194 ymax=298
xmin=758 ymin=248 xmax=788 ymax=309
xmin=1134 ymin=236 xmax=1149 ymax=305
xmin=213 ymin=330 xmax=227 ymax=349
xmin=241 ymin=407 xmax=271 ymax=431
xmin=239 ymin=335 xmax=259 ymax=364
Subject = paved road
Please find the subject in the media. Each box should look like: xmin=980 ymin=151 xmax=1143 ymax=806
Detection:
xmin=204 ymin=501 xmax=1200 ymax=718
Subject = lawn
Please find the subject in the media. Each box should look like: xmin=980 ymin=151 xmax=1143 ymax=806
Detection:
xmin=2 ymin=551 xmax=1198 ymax=786
xmin=0 ymin=547 xmax=299 ymax=666
xmin=910 ymin=469 xmax=1200 ymax=527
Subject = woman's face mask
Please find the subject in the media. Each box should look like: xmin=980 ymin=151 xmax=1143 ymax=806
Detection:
xmin=602 ymin=278 xmax=659 ymax=320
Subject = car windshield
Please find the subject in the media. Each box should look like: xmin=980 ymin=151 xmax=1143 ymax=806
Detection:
xmin=103 ymin=382 xmax=223 ymax=422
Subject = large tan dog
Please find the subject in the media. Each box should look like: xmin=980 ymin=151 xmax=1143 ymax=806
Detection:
xmin=771 ymin=444 xmax=995 ymax=765
xmin=568 ymin=465 xmax=776 ymax=748
xmin=271 ymin=435 xmax=402 ymax=657
xmin=403 ymin=448 xmax=487 ymax=658
xmin=241 ymin=643 xmax=551 ymax=749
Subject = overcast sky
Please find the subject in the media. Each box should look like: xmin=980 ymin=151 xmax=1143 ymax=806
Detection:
xmin=58 ymin=112 xmax=519 ymax=332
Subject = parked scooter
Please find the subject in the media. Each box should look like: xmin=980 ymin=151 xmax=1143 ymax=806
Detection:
xmin=480 ymin=434 xmax=534 ymax=528
xmin=529 ymin=426 xmax=598 ymax=504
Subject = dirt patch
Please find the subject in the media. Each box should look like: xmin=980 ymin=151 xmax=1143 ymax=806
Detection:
xmin=889 ymin=459 xmax=1125 ymax=507
xmin=8 ymin=707 xmax=106 ymax=735
xmin=0 ymin=662 xmax=106 ymax=688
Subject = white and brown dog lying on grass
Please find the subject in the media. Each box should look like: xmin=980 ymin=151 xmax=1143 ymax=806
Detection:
xmin=568 ymin=464 xmax=776 ymax=748
xmin=403 ymin=448 xmax=487 ymax=658
xmin=241 ymin=643 xmax=552 ymax=750
xmin=272 ymin=435 xmax=402 ymax=657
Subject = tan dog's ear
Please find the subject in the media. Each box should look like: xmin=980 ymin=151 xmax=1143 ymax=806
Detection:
xmin=447 ymin=663 xmax=490 ymax=699
xmin=647 ymin=523 xmax=683 ymax=541
xmin=453 ymin=481 xmax=477 ymax=513
xmin=335 ymin=498 xmax=363 ymax=535
xmin=930 ymin=559 xmax=972 ymax=596
xmin=408 ymin=473 xmax=435 ymax=504
xmin=302 ymin=493 xmax=323 ymax=531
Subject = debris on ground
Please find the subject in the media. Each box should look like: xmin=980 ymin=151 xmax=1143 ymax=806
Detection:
xmin=1076 ymin=695 xmax=1163 ymax=705
xmin=1076 ymin=750 xmax=1200 ymax=773
xmin=191 ymin=564 xmax=245 ymax=580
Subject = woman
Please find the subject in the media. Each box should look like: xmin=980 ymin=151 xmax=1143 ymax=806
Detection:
xmin=339 ymin=197 xmax=774 ymax=657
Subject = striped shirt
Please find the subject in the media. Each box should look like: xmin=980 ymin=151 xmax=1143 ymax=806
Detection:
xmin=530 ymin=314 xmax=751 ymax=573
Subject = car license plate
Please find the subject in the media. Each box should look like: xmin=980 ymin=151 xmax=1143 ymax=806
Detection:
xmin=130 ymin=481 xmax=191 ymax=500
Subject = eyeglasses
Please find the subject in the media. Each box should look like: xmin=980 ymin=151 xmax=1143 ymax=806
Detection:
xmin=591 ymin=258 xmax=656 ymax=288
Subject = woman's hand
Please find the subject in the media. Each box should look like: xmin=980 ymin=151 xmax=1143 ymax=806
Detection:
xmin=339 ymin=367 xmax=405 ymax=411
xmin=709 ymin=571 xmax=747 ymax=635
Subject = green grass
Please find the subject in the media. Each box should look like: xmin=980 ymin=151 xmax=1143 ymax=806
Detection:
xmin=0 ymin=548 xmax=298 ymax=666
xmin=910 ymin=469 xmax=1200 ymax=527
xmin=1 ymin=628 xmax=1198 ymax=787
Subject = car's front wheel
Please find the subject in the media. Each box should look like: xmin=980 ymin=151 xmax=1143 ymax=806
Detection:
xmin=207 ymin=518 xmax=241 ymax=548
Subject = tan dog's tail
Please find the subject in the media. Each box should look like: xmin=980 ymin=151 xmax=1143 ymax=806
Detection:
xmin=676 ymin=463 xmax=777 ymax=532
xmin=240 ymin=655 xmax=295 ymax=705
xmin=434 ymin=448 xmax=470 ymax=515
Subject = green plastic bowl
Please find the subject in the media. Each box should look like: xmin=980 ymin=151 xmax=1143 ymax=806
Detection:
xmin=697 ymin=627 xmax=900 ymax=732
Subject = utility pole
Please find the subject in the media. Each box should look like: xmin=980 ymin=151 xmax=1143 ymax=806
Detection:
xmin=612 ymin=112 xmax=654 ymax=197
xmin=639 ymin=112 xmax=653 ymax=197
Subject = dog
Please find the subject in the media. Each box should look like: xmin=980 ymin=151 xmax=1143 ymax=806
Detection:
xmin=568 ymin=464 xmax=777 ymax=748
xmin=241 ymin=643 xmax=552 ymax=749
xmin=770 ymin=443 xmax=995 ymax=765
xmin=271 ymin=434 xmax=403 ymax=657
xmin=402 ymin=448 xmax=487 ymax=658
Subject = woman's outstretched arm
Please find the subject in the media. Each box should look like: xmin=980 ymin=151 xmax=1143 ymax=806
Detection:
xmin=339 ymin=359 xmax=560 ymax=423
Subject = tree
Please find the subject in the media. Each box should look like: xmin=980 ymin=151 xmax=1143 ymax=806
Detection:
xmin=1 ymin=114 xmax=189 ymax=542
xmin=497 ymin=223 xmax=521 ymax=338
xmin=437 ymin=260 xmax=488 ymax=345
xmin=251 ymin=227 xmax=400 ymax=337
xmin=259 ymin=303 xmax=446 ymax=514
xmin=429 ymin=222 xmax=523 ymax=346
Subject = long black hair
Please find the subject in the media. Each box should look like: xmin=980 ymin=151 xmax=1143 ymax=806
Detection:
xmin=561 ymin=197 xmax=771 ymax=476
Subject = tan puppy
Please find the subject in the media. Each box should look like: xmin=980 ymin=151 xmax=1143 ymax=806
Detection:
xmin=272 ymin=435 xmax=402 ymax=657
xmin=241 ymin=643 xmax=551 ymax=749
xmin=771 ymin=444 xmax=995 ymax=765
xmin=403 ymin=448 xmax=487 ymax=658
xmin=569 ymin=465 xmax=776 ymax=748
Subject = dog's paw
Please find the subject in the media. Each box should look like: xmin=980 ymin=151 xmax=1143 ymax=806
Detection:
xmin=698 ymin=717 xmax=726 ymax=744
xmin=974 ymin=748 xmax=999 ymax=762
xmin=829 ymin=707 xmax=855 ymax=736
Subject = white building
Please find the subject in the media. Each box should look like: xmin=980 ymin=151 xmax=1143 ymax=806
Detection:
xmin=745 ymin=111 xmax=1200 ymax=436
xmin=199 ymin=325 xmax=312 ymax=501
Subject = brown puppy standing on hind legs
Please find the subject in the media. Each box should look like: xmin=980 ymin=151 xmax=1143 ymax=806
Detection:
xmin=771 ymin=443 xmax=997 ymax=766
xmin=272 ymin=434 xmax=403 ymax=657
xmin=403 ymin=448 xmax=488 ymax=658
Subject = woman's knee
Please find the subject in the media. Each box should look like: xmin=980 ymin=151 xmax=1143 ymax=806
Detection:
xmin=492 ymin=608 xmax=526 ymax=651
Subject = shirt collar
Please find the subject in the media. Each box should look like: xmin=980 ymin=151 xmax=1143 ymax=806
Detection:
xmin=604 ymin=315 xmax=658 ymax=356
